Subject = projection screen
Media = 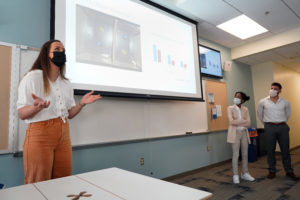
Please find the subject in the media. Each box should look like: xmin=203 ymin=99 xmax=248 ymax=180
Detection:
xmin=54 ymin=0 xmax=203 ymax=101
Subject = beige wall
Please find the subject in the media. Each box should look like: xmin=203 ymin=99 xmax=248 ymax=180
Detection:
xmin=251 ymin=62 xmax=300 ymax=148
xmin=251 ymin=62 xmax=274 ymax=128
xmin=273 ymin=63 xmax=300 ymax=148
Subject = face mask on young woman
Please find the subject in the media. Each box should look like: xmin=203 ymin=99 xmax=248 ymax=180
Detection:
xmin=269 ymin=89 xmax=278 ymax=97
xmin=233 ymin=98 xmax=241 ymax=105
xmin=51 ymin=51 xmax=66 ymax=67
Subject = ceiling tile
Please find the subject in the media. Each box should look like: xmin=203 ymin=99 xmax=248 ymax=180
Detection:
xmin=283 ymin=0 xmax=300 ymax=17
xmin=251 ymin=50 xmax=286 ymax=62
xmin=273 ymin=42 xmax=300 ymax=58
xmin=235 ymin=50 xmax=286 ymax=65
xmin=150 ymin=0 xmax=202 ymax=21
xmin=174 ymin=0 xmax=241 ymax=25
xmin=225 ymin=0 xmax=300 ymax=33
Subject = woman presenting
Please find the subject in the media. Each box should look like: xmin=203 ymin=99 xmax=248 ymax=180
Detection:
xmin=227 ymin=91 xmax=255 ymax=184
xmin=17 ymin=40 xmax=101 ymax=184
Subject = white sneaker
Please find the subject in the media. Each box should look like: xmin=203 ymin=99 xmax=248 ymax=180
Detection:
xmin=233 ymin=175 xmax=240 ymax=184
xmin=241 ymin=173 xmax=255 ymax=181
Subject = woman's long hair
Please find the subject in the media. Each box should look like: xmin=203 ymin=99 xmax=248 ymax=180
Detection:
xmin=30 ymin=39 xmax=68 ymax=96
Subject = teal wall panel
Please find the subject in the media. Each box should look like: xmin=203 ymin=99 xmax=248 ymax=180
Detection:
xmin=0 ymin=0 xmax=50 ymax=47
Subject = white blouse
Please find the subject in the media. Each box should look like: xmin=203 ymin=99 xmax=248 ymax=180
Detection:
xmin=17 ymin=70 xmax=76 ymax=123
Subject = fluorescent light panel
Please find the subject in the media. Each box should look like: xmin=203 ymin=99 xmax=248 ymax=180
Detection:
xmin=217 ymin=14 xmax=268 ymax=39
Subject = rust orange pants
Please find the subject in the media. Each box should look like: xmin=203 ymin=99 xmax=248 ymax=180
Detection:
xmin=23 ymin=117 xmax=72 ymax=184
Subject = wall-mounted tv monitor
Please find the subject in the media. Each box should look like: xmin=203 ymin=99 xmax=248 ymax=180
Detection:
xmin=199 ymin=45 xmax=223 ymax=78
xmin=53 ymin=0 xmax=203 ymax=101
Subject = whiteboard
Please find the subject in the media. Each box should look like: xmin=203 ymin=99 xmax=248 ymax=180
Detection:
xmin=15 ymin=48 xmax=208 ymax=151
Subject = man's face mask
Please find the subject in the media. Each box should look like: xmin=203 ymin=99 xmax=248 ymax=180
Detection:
xmin=51 ymin=51 xmax=66 ymax=67
xmin=269 ymin=89 xmax=278 ymax=97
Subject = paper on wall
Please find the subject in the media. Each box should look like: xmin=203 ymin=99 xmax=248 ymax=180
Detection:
xmin=216 ymin=105 xmax=222 ymax=117
xmin=208 ymin=93 xmax=214 ymax=103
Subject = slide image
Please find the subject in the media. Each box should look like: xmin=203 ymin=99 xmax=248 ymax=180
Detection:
xmin=76 ymin=5 xmax=142 ymax=71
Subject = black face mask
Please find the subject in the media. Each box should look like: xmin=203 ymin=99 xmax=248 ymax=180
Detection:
xmin=51 ymin=51 xmax=66 ymax=67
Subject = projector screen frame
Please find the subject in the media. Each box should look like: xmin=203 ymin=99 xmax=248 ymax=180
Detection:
xmin=50 ymin=0 xmax=204 ymax=102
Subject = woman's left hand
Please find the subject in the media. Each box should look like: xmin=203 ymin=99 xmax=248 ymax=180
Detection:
xmin=80 ymin=91 xmax=102 ymax=106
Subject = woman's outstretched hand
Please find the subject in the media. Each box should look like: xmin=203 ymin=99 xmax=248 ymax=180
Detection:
xmin=79 ymin=91 xmax=102 ymax=106
xmin=32 ymin=93 xmax=50 ymax=109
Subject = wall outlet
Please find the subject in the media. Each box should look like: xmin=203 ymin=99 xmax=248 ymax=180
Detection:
xmin=207 ymin=145 xmax=211 ymax=152
xmin=140 ymin=158 xmax=144 ymax=165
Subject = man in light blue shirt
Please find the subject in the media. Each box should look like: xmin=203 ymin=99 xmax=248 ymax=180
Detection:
xmin=257 ymin=82 xmax=296 ymax=180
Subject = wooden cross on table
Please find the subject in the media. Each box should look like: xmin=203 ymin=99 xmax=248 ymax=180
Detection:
xmin=67 ymin=191 xmax=92 ymax=200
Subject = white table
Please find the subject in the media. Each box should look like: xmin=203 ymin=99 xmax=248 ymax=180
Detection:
xmin=0 ymin=168 xmax=212 ymax=200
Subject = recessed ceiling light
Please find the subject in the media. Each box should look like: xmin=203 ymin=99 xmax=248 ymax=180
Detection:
xmin=217 ymin=14 xmax=268 ymax=40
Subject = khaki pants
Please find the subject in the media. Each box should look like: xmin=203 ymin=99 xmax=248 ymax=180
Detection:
xmin=23 ymin=117 xmax=72 ymax=184
xmin=232 ymin=129 xmax=248 ymax=175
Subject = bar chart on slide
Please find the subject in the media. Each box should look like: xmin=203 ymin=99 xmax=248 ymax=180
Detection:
xmin=152 ymin=44 xmax=188 ymax=69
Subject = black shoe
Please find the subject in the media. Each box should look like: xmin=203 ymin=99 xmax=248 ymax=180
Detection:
xmin=267 ymin=172 xmax=276 ymax=179
xmin=286 ymin=172 xmax=297 ymax=180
